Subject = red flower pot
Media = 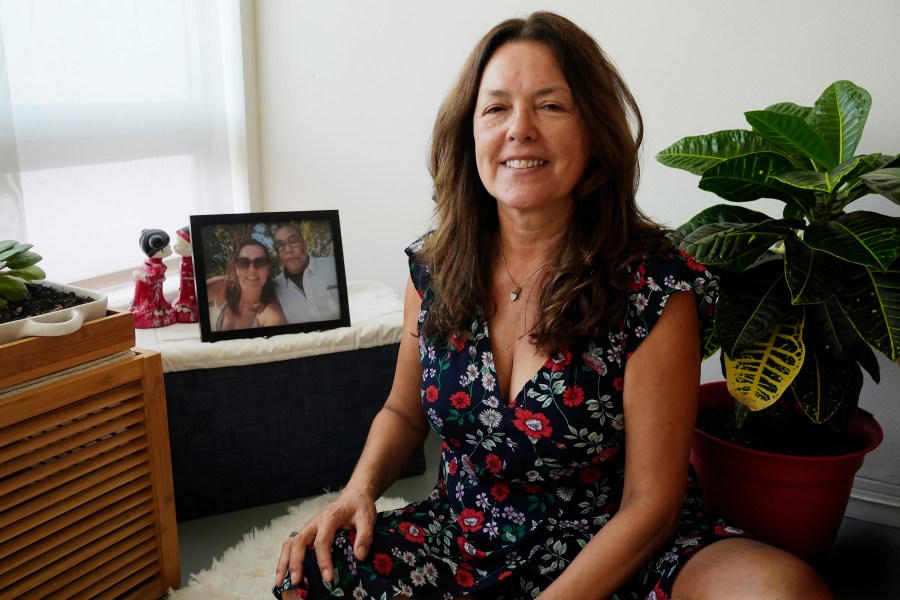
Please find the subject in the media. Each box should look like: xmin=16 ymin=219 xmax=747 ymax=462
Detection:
xmin=691 ymin=381 xmax=883 ymax=565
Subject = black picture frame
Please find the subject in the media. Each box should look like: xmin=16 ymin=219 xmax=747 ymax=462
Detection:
xmin=190 ymin=210 xmax=350 ymax=343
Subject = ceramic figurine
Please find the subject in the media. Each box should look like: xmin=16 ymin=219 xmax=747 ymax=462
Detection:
xmin=171 ymin=225 xmax=199 ymax=323
xmin=130 ymin=228 xmax=176 ymax=328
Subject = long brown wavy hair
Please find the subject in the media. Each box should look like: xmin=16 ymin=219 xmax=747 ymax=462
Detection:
xmin=420 ymin=11 xmax=670 ymax=352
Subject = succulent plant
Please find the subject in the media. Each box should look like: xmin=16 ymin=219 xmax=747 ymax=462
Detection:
xmin=0 ymin=241 xmax=47 ymax=309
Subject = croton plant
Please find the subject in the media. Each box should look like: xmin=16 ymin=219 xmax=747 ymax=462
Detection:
xmin=657 ymin=80 xmax=900 ymax=432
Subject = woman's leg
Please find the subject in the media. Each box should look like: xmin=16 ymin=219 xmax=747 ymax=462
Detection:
xmin=671 ymin=538 xmax=833 ymax=600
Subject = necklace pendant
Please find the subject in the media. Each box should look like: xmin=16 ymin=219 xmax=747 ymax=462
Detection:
xmin=510 ymin=286 xmax=521 ymax=301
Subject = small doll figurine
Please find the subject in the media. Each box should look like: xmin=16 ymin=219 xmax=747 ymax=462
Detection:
xmin=130 ymin=228 xmax=176 ymax=328
xmin=171 ymin=225 xmax=199 ymax=323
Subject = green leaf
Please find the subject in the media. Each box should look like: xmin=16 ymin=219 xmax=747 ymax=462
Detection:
xmin=0 ymin=240 xmax=18 ymax=255
xmin=725 ymin=314 xmax=805 ymax=411
xmin=679 ymin=218 xmax=801 ymax=272
xmin=808 ymin=80 xmax=871 ymax=166
xmin=773 ymin=155 xmax=880 ymax=195
xmin=0 ymin=276 xmax=30 ymax=302
xmin=805 ymin=300 xmax=880 ymax=383
xmin=860 ymin=168 xmax=900 ymax=204
xmin=4 ymin=250 xmax=43 ymax=270
xmin=745 ymin=109 xmax=836 ymax=169
xmin=803 ymin=211 xmax=900 ymax=271
xmin=0 ymin=242 xmax=33 ymax=263
xmin=764 ymin=102 xmax=813 ymax=121
xmin=4 ymin=265 xmax=46 ymax=281
xmin=673 ymin=203 xmax=770 ymax=243
xmin=783 ymin=235 xmax=848 ymax=304
xmin=836 ymin=265 xmax=900 ymax=361
xmin=717 ymin=261 xmax=797 ymax=355
xmin=655 ymin=130 xmax=786 ymax=176
xmin=698 ymin=152 xmax=815 ymax=211
xmin=788 ymin=342 xmax=862 ymax=426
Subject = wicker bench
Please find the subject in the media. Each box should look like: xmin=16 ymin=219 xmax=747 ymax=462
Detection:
xmin=136 ymin=281 xmax=425 ymax=520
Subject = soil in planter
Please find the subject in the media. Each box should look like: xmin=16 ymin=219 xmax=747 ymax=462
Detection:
xmin=697 ymin=404 xmax=866 ymax=457
xmin=0 ymin=282 xmax=93 ymax=324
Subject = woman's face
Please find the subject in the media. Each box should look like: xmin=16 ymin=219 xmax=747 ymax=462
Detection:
xmin=473 ymin=41 xmax=591 ymax=216
xmin=234 ymin=244 xmax=270 ymax=292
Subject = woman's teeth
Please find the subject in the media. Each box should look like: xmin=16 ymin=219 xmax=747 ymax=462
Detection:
xmin=505 ymin=159 xmax=546 ymax=169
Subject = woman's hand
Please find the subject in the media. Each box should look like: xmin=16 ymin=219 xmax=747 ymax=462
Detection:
xmin=274 ymin=489 xmax=378 ymax=592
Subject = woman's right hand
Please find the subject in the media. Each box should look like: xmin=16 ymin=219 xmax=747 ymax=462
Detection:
xmin=275 ymin=489 xmax=378 ymax=592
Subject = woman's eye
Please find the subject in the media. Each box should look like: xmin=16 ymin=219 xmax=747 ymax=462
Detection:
xmin=541 ymin=103 xmax=562 ymax=111
xmin=484 ymin=105 xmax=505 ymax=115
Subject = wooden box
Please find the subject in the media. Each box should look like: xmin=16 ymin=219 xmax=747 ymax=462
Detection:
xmin=0 ymin=309 xmax=135 ymax=392
xmin=0 ymin=311 xmax=179 ymax=599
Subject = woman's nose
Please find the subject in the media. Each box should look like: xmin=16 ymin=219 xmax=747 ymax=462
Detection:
xmin=507 ymin=107 xmax=537 ymax=142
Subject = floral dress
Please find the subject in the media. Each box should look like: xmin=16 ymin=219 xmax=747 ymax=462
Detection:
xmin=277 ymin=239 xmax=746 ymax=600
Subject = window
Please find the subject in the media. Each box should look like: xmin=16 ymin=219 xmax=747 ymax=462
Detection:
xmin=0 ymin=0 xmax=251 ymax=289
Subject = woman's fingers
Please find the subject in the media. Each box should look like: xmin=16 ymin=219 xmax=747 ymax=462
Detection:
xmin=352 ymin=507 xmax=376 ymax=561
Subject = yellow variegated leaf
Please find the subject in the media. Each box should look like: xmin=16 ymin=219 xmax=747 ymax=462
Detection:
xmin=725 ymin=316 xmax=805 ymax=411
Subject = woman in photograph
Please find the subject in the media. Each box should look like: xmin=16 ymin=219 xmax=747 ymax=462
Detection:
xmin=274 ymin=11 xmax=832 ymax=600
xmin=206 ymin=238 xmax=286 ymax=331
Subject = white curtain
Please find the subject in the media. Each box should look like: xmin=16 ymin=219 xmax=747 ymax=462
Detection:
xmin=0 ymin=0 xmax=250 ymax=284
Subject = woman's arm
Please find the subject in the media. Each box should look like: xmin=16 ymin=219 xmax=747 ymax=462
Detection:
xmin=539 ymin=291 xmax=700 ymax=599
xmin=205 ymin=276 xmax=227 ymax=304
xmin=276 ymin=279 xmax=429 ymax=588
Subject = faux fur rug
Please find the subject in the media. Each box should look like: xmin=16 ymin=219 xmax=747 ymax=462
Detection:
xmin=166 ymin=492 xmax=409 ymax=599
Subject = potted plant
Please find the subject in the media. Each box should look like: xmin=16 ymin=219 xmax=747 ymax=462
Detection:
xmin=656 ymin=80 xmax=899 ymax=563
xmin=0 ymin=240 xmax=107 ymax=344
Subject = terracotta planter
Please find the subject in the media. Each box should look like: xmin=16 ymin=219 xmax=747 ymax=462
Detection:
xmin=692 ymin=381 xmax=883 ymax=565
xmin=0 ymin=281 xmax=107 ymax=345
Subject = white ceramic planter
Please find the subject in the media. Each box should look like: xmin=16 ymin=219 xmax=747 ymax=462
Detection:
xmin=0 ymin=281 xmax=108 ymax=345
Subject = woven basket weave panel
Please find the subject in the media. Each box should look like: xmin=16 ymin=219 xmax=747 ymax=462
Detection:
xmin=164 ymin=343 xmax=426 ymax=520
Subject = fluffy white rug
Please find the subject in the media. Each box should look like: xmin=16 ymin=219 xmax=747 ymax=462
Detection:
xmin=166 ymin=492 xmax=409 ymax=599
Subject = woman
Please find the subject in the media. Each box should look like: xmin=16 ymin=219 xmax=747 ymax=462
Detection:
xmin=275 ymin=12 xmax=832 ymax=599
xmin=206 ymin=238 xmax=286 ymax=331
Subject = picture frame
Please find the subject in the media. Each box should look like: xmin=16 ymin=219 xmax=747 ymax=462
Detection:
xmin=190 ymin=210 xmax=350 ymax=343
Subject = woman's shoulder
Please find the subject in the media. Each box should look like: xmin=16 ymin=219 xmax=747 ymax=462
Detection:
xmin=634 ymin=244 xmax=713 ymax=287
xmin=405 ymin=233 xmax=434 ymax=295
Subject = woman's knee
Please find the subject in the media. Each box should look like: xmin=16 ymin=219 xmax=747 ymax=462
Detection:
xmin=671 ymin=538 xmax=833 ymax=600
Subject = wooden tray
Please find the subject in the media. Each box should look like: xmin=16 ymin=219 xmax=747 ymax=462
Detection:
xmin=0 ymin=309 xmax=135 ymax=391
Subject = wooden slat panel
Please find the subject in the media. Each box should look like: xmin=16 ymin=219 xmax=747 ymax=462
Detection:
xmin=0 ymin=348 xmax=179 ymax=600
xmin=0 ymin=404 xmax=145 ymax=480
xmin=0 ymin=436 xmax=148 ymax=510
xmin=0 ymin=447 xmax=150 ymax=527
xmin=77 ymin=565 xmax=162 ymax=600
xmin=0 ymin=391 xmax=143 ymax=464
xmin=0 ymin=486 xmax=153 ymax=577
xmin=0 ymin=354 xmax=146 ymax=426
xmin=0 ymin=471 xmax=150 ymax=543
xmin=0 ymin=505 xmax=155 ymax=587
xmin=1 ymin=530 xmax=158 ymax=599
xmin=61 ymin=545 xmax=160 ymax=599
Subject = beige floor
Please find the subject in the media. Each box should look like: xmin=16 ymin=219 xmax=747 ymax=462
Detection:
xmin=175 ymin=430 xmax=899 ymax=599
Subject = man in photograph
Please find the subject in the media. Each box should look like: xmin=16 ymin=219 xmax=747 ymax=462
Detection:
xmin=272 ymin=222 xmax=341 ymax=323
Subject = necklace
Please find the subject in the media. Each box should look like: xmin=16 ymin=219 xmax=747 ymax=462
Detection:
xmin=497 ymin=236 xmax=546 ymax=302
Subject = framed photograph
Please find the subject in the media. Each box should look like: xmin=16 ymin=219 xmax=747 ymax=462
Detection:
xmin=190 ymin=210 xmax=350 ymax=343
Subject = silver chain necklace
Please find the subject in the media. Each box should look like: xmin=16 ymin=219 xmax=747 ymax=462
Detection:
xmin=497 ymin=236 xmax=547 ymax=302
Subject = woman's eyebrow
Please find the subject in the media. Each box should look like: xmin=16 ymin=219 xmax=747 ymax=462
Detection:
xmin=478 ymin=86 xmax=569 ymax=99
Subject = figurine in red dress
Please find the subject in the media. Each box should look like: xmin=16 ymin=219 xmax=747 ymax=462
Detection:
xmin=171 ymin=225 xmax=199 ymax=323
xmin=130 ymin=228 xmax=176 ymax=328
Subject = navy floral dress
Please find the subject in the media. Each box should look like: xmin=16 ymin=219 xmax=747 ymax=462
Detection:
xmin=278 ymin=239 xmax=746 ymax=600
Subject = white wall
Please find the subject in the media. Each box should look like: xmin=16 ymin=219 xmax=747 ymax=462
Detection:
xmin=253 ymin=0 xmax=900 ymax=525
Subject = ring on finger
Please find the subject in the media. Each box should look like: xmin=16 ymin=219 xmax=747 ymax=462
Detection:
xmin=289 ymin=530 xmax=299 ymax=538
